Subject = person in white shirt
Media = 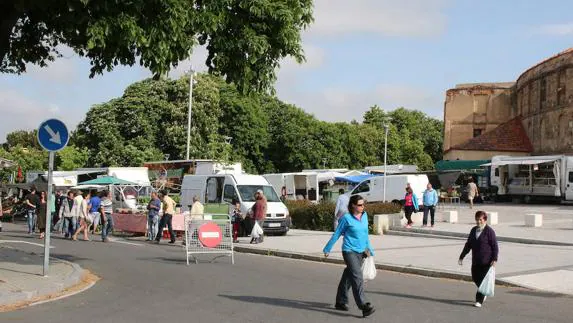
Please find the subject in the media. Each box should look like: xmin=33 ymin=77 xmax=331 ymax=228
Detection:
xmin=334 ymin=189 xmax=349 ymax=231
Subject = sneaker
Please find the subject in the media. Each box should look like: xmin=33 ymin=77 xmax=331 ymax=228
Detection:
xmin=474 ymin=302 xmax=482 ymax=308
xmin=334 ymin=303 xmax=349 ymax=311
xmin=168 ymin=240 xmax=175 ymax=244
xmin=406 ymin=224 xmax=412 ymax=229
xmin=362 ymin=303 xmax=376 ymax=317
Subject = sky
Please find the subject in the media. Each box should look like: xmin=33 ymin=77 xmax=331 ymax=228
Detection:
xmin=2 ymin=0 xmax=573 ymax=141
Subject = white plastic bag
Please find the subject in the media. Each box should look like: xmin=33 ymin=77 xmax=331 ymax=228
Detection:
xmin=251 ymin=221 xmax=263 ymax=238
xmin=362 ymin=256 xmax=377 ymax=281
xmin=478 ymin=267 xmax=495 ymax=297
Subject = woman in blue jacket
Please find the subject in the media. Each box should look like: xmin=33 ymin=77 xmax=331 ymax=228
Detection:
xmin=404 ymin=187 xmax=418 ymax=228
xmin=323 ymin=194 xmax=376 ymax=318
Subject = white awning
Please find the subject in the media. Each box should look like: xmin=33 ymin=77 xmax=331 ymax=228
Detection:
xmin=490 ymin=158 xmax=559 ymax=166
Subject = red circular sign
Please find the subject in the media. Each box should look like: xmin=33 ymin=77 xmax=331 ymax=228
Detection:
xmin=198 ymin=222 xmax=223 ymax=248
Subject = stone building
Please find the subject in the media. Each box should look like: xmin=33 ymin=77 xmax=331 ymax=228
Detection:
xmin=443 ymin=48 xmax=573 ymax=160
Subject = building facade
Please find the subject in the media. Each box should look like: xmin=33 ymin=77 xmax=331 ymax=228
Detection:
xmin=443 ymin=48 xmax=573 ymax=160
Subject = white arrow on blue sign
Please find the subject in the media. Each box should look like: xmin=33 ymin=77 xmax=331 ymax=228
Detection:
xmin=37 ymin=119 xmax=69 ymax=152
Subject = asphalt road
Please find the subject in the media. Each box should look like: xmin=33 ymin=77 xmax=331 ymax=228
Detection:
xmin=1 ymin=229 xmax=572 ymax=323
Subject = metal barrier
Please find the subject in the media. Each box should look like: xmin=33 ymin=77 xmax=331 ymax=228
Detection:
xmin=185 ymin=214 xmax=234 ymax=265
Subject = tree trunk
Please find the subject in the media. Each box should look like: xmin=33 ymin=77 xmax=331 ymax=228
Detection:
xmin=0 ymin=1 xmax=21 ymax=70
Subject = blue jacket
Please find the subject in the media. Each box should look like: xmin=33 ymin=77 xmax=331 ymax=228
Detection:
xmin=323 ymin=212 xmax=374 ymax=256
xmin=422 ymin=189 xmax=438 ymax=206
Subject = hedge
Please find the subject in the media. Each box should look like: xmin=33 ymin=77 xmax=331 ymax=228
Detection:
xmin=286 ymin=200 xmax=402 ymax=233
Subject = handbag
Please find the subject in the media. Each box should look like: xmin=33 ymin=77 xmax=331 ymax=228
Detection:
xmin=477 ymin=267 xmax=495 ymax=297
xmin=361 ymin=256 xmax=377 ymax=281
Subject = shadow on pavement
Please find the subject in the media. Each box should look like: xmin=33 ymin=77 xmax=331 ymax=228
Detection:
xmin=506 ymin=289 xmax=568 ymax=298
xmin=50 ymin=253 xmax=91 ymax=263
xmin=367 ymin=290 xmax=474 ymax=307
xmin=218 ymin=295 xmax=356 ymax=318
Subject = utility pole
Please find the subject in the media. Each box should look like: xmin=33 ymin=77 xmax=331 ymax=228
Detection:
xmin=186 ymin=66 xmax=195 ymax=160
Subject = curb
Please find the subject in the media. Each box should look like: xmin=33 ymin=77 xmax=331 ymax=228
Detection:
xmin=387 ymin=227 xmax=573 ymax=247
xmin=0 ymin=247 xmax=98 ymax=312
xmin=233 ymin=246 xmax=522 ymax=288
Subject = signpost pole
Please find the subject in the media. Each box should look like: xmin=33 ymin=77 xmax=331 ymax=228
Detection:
xmin=43 ymin=151 xmax=54 ymax=276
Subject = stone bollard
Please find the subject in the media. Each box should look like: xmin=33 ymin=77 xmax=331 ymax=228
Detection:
xmin=443 ymin=210 xmax=458 ymax=223
xmin=486 ymin=212 xmax=498 ymax=225
xmin=373 ymin=214 xmax=385 ymax=235
xmin=525 ymin=213 xmax=543 ymax=227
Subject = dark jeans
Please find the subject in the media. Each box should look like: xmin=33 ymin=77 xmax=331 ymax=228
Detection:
xmin=155 ymin=214 xmax=175 ymax=242
xmin=101 ymin=213 xmax=114 ymax=240
xmin=336 ymin=251 xmax=368 ymax=308
xmin=404 ymin=205 xmax=415 ymax=225
xmin=423 ymin=206 xmax=436 ymax=226
xmin=472 ymin=264 xmax=490 ymax=304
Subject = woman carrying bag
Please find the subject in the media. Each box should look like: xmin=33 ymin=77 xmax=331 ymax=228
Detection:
xmin=458 ymin=210 xmax=499 ymax=308
xmin=323 ymin=194 xmax=376 ymax=318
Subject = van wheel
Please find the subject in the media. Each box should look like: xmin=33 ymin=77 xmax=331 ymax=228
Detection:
xmin=278 ymin=231 xmax=287 ymax=236
xmin=523 ymin=195 xmax=532 ymax=204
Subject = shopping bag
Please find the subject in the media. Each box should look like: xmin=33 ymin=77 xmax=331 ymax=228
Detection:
xmin=251 ymin=221 xmax=263 ymax=238
xmin=361 ymin=256 xmax=377 ymax=281
xmin=477 ymin=267 xmax=495 ymax=297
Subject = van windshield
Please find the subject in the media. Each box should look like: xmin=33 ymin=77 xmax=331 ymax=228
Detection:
xmin=237 ymin=185 xmax=281 ymax=202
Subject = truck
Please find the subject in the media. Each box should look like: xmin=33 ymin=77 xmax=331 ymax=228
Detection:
xmin=180 ymin=174 xmax=290 ymax=235
xmin=348 ymin=174 xmax=429 ymax=205
xmin=263 ymin=172 xmax=320 ymax=203
xmin=143 ymin=159 xmax=242 ymax=193
xmin=489 ymin=155 xmax=573 ymax=203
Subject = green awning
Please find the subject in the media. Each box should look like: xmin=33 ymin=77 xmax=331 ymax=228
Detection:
xmin=79 ymin=176 xmax=137 ymax=186
xmin=435 ymin=160 xmax=490 ymax=172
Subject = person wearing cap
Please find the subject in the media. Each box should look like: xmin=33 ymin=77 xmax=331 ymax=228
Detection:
xmin=250 ymin=189 xmax=267 ymax=244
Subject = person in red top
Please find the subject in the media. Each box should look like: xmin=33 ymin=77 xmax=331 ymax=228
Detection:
xmin=403 ymin=187 xmax=419 ymax=228
xmin=250 ymin=189 xmax=267 ymax=244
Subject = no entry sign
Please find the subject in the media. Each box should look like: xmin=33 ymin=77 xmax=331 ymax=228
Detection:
xmin=198 ymin=222 xmax=223 ymax=248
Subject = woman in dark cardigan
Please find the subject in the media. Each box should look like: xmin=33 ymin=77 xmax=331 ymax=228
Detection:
xmin=458 ymin=210 xmax=499 ymax=308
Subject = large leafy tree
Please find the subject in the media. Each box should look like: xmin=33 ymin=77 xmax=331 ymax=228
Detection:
xmin=0 ymin=0 xmax=313 ymax=92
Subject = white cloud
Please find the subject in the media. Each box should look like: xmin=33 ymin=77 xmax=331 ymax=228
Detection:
xmin=309 ymin=0 xmax=449 ymax=37
xmin=537 ymin=23 xmax=573 ymax=36
xmin=276 ymin=84 xmax=443 ymax=122
xmin=25 ymin=46 xmax=79 ymax=83
xmin=0 ymin=90 xmax=80 ymax=142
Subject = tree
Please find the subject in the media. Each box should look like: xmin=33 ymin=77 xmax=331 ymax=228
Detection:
xmin=1 ymin=0 xmax=313 ymax=93
xmin=55 ymin=146 xmax=89 ymax=170
xmin=0 ymin=145 xmax=47 ymax=182
xmin=2 ymin=130 xmax=39 ymax=150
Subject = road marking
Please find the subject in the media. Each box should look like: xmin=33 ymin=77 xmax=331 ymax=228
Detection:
xmin=110 ymin=239 xmax=143 ymax=247
xmin=0 ymin=240 xmax=55 ymax=248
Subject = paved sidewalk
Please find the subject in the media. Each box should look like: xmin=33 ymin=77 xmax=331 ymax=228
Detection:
xmin=234 ymin=228 xmax=573 ymax=296
xmin=0 ymin=241 xmax=93 ymax=311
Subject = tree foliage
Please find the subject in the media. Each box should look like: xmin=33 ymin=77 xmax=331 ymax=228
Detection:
xmin=0 ymin=0 xmax=313 ymax=93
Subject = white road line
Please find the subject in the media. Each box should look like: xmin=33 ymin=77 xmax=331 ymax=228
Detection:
xmin=110 ymin=239 xmax=143 ymax=247
xmin=0 ymin=240 xmax=55 ymax=248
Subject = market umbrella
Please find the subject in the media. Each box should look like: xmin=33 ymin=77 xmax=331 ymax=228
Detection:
xmin=78 ymin=176 xmax=137 ymax=186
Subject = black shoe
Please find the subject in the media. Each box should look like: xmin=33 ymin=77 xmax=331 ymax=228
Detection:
xmin=168 ymin=240 xmax=175 ymax=244
xmin=362 ymin=303 xmax=375 ymax=318
xmin=334 ymin=303 xmax=349 ymax=311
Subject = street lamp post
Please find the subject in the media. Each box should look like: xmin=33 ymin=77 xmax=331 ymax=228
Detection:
xmin=383 ymin=124 xmax=389 ymax=202
xmin=185 ymin=66 xmax=195 ymax=161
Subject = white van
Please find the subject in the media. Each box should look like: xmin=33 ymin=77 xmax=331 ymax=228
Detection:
xmin=263 ymin=172 xmax=320 ymax=203
xmin=349 ymin=174 xmax=429 ymax=205
xmin=180 ymin=174 xmax=290 ymax=235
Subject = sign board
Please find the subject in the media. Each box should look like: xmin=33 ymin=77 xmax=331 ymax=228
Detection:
xmin=198 ymin=222 xmax=223 ymax=248
xmin=37 ymin=119 xmax=69 ymax=152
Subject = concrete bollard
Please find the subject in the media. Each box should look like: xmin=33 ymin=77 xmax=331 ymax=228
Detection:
xmin=525 ymin=213 xmax=543 ymax=227
xmin=373 ymin=214 xmax=385 ymax=235
xmin=443 ymin=210 xmax=458 ymax=223
xmin=486 ymin=212 xmax=498 ymax=225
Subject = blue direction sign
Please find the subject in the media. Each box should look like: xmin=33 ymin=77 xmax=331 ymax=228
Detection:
xmin=37 ymin=119 xmax=69 ymax=152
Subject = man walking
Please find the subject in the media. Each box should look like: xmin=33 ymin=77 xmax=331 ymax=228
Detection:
xmin=24 ymin=186 xmax=40 ymax=234
xmin=467 ymin=178 xmax=479 ymax=209
xmin=155 ymin=190 xmax=176 ymax=244
xmin=422 ymin=183 xmax=438 ymax=227
xmin=88 ymin=190 xmax=101 ymax=234
xmin=147 ymin=192 xmax=161 ymax=241
xmin=100 ymin=190 xmax=114 ymax=242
